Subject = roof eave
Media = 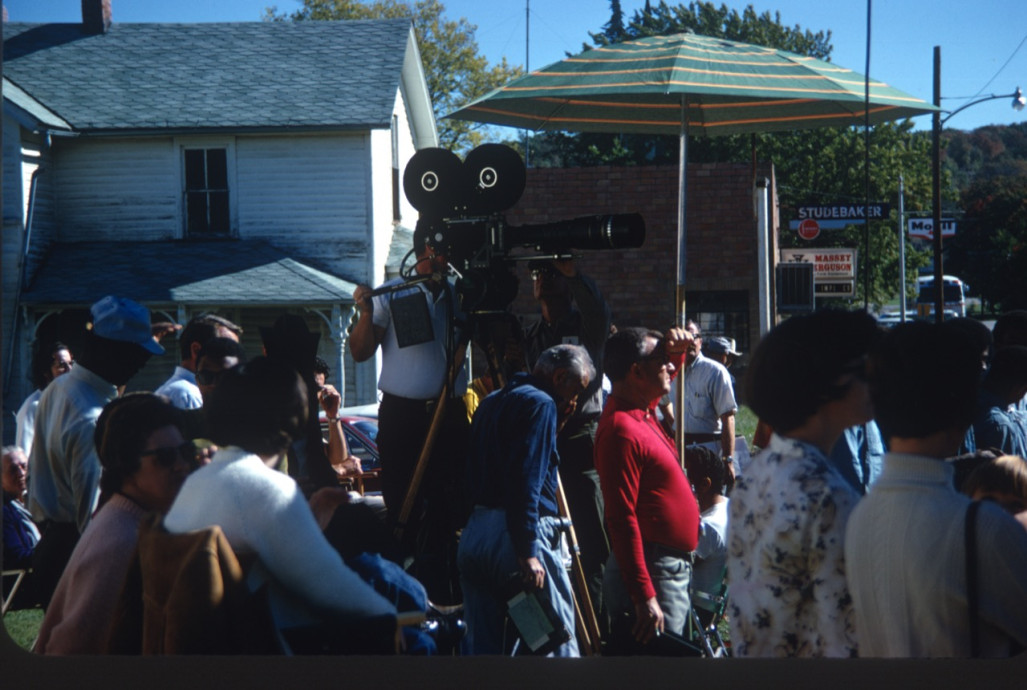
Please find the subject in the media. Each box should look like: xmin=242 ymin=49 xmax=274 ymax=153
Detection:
xmin=63 ymin=123 xmax=393 ymax=138
xmin=400 ymin=24 xmax=439 ymax=149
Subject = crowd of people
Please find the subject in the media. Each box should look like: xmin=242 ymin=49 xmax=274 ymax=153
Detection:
xmin=4 ymin=227 xmax=1027 ymax=659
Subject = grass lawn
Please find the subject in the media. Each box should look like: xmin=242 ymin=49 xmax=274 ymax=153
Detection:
xmin=735 ymin=405 xmax=758 ymax=447
xmin=3 ymin=608 xmax=43 ymax=651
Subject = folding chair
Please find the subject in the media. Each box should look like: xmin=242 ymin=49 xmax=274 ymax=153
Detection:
xmin=687 ymin=568 xmax=730 ymax=657
xmin=2 ymin=569 xmax=29 ymax=616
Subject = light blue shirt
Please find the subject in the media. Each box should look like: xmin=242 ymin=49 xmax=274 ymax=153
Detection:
xmin=683 ymin=352 xmax=737 ymax=434
xmin=828 ymin=421 xmax=885 ymax=495
xmin=155 ymin=366 xmax=203 ymax=410
xmin=27 ymin=364 xmax=116 ymax=532
xmin=15 ymin=388 xmax=43 ymax=456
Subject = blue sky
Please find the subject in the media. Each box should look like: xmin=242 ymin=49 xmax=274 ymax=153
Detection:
xmin=7 ymin=0 xmax=1027 ymax=132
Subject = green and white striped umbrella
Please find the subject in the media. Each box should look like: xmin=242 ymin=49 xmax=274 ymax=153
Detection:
xmin=447 ymin=32 xmax=936 ymax=136
xmin=446 ymin=32 xmax=935 ymax=462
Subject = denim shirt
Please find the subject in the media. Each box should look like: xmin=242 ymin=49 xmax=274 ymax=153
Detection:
xmin=465 ymin=373 xmax=560 ymax=558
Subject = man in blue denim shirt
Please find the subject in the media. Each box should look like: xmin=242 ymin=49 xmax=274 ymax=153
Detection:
xmin=458 ymin=344 xmax=594 ymax=656
xmin=973 ymin=345 xmax=1027 ymax=457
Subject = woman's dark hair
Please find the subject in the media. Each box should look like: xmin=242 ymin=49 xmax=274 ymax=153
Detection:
xmin=30 ymin=341 xmax=71 ymax=390
xmin=869 ymin=320 xmax=980 ymax=440
xmin=313 ymin=355 xmax=330 ymax=378
xmin=744 ymin=309 xmax=881 ymax=434
xmin=205 ymin=356 xmax=308 ymax=457
xmin=94 ymin=393 xmax=183 ymax=503
xmin=603 ymin=327 xmax=664 ymax=382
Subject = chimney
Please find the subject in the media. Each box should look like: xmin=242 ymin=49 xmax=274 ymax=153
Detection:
xmin=81 ymin=0 xmax=112 ymax=35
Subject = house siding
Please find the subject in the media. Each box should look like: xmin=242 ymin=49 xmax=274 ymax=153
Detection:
xmin=236 ymin=133 xmax=372 ymax=281
xmin=54 ymin=137 xmax=180 ymax=242
xmin=2 ymin=121 xmax=61 ymax=415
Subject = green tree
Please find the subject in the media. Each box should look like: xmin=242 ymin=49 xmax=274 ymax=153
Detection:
xmin=601 ymin=0 xmax=627 ymax=43
xmin=592 ymin=0 xmax=831 ymax=58
xmin=770 ymin=122 xmax=934 ymax=308
xmin=266 ymin=0 xmax=521 ymax=152
xmin=949 ymin=171 xmax=1027 ymax=311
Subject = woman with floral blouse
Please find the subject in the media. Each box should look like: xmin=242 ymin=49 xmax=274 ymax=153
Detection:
xmin=727 ymin=310 xmax=881 ymax=657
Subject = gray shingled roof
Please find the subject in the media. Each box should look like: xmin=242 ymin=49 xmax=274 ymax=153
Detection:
xmin=20 ymin=240 xmax=358 ymax=307
xmin=2 ymin=20 xmax=412 ymax=133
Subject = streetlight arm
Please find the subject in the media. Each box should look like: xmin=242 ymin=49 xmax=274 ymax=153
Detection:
xmin=941 ymin=87 xmax=1025 ymax=125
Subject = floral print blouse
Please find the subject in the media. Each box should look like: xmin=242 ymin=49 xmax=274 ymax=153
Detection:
xmin=727 ymin=432 xmax=861 ymax=657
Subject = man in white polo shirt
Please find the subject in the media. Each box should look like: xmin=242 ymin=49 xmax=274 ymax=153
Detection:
xmin=350 ymin=223 xmax=469 ymax=603
xmin=682 ymin=320 xmax=738 ymax=483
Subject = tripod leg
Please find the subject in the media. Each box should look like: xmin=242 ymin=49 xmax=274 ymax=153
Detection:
xmin=556 ymin=475 xmax=603 ymax=656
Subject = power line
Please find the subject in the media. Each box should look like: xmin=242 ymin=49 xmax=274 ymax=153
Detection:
xmin=963 ymin=30 xmax=1027 ymax=104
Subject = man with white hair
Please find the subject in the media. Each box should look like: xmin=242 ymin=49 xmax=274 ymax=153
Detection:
xmin=458 ymin=343 xmax=594 ymax=656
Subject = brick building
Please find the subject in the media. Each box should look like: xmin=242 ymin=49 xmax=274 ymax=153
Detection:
xmin=504 ymin=161 xmax=779 ymax=371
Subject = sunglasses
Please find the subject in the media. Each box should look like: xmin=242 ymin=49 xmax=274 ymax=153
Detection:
xmin=140 ymin=442 xmax=197 ymax=468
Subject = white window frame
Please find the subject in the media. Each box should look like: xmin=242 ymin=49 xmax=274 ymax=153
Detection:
xmin=176 ymin=137 xmax=237 ymax=238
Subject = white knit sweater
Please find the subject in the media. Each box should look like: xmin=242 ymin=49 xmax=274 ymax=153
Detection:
xmin=164 ymin=446 xmax=395 ymax=628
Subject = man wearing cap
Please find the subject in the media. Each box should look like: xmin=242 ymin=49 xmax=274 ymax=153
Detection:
xmin=682 ymin=321 xmax=738 ymax=482
xmin=28 ymin=295 xmax=163 ymax=606
xmin=705 ymin=336 xmax=741 ymax=400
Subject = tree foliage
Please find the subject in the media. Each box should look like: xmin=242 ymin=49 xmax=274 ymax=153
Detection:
xmin=589 ymin=0 xmax=831 ymax=59
xmin=770 ymin=123 xmax=934 ymax=308
xmin=265 ymin=0 xmax=521 ymax=152
xmin=945 ymin=124 xmax=1027 ymax=311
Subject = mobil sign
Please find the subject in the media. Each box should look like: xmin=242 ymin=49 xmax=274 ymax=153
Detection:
xmin=908 ymin=218 xmax=956 ymax=240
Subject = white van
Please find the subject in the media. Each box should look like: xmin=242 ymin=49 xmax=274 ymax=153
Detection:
xmin=916 ymin=275 xmax=967 ymax=318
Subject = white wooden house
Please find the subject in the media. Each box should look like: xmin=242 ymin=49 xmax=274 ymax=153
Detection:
xmin=2 ymin=4 xmax=438 ymax=431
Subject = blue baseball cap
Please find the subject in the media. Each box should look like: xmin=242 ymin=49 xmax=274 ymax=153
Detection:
xmin=90 ymin=296 xmax=164 ymax=356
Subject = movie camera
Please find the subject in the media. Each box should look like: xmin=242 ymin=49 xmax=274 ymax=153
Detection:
xmin=402 ymin=144 xmax=646 ymax=312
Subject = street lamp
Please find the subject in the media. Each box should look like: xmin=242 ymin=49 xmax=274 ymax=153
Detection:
xmin=931 ymin=46 xmax=1024 ymax=322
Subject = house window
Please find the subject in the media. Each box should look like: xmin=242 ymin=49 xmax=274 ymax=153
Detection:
xmin=184 ymin=148 xmax=229 ymax=236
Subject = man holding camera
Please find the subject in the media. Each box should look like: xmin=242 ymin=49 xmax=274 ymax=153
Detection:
xmin=350 ymin=223 xmax=470 ymax=603
xmin=458 ymin=344 xmax=593 ymax=656
xmin=520 ymin=257 xmax=612 ymax=626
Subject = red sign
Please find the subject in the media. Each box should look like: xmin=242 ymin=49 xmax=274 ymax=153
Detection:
xmin=798 ymin=218 xmax=821 ymax=240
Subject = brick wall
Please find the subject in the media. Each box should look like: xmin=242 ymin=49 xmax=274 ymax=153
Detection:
xmin=503 ymin=162 xmax=777 ymax=351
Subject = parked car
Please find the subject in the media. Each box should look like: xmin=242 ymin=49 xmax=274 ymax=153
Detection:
xmin=319 ymin=410 xmax=380 ymax=472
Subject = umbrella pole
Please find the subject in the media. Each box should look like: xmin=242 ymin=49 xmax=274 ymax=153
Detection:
xmin=675 ymin=95 xmax=688 ymax=469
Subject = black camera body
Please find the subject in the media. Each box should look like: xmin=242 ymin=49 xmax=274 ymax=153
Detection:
xmin=403 ymin=144 xmax=645 ymax=313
